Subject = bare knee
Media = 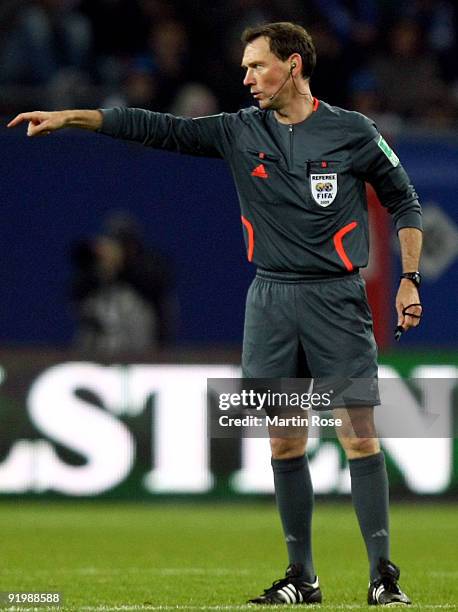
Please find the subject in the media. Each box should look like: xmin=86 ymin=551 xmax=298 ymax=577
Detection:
xmin=340 ymin=436 xmax=380 ymax=459
xmin=270 ymin=436 xmax=307 ymax=460
xmin=334 ymin=406 xmax=379 ymax=458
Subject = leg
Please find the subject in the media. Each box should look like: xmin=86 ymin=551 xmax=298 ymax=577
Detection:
xmin=270 ymin=432 xmax=316 ymax=582
xmin=294 ymin=276 xmax=410 ymax=602
xmin=334 ymin=406 xmax=389 ymax=580
xmin=249 ymin=429 xmax=323 ymax=604
xmin=242 ymin=277 xmax=316 ymax=587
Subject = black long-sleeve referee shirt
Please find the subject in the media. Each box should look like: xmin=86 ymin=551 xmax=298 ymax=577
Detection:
xmin=100 ymin=99 xmax=422 ymax=276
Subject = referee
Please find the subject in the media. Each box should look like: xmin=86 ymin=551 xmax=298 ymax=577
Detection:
xmin=8 ymin=22 xmax=422 ymax=606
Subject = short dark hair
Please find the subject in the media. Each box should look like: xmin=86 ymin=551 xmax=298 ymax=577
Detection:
xmin=241 ymin=22 xmax=316 ymax=79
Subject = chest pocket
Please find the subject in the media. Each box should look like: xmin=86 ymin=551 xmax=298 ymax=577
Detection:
xmin=306 ymin=160 xmax=344 ymax=211
xmin=246 ymin=148 xmax=281 ymax=172
xmin=243 ymin=148 xmax=283 ymax=202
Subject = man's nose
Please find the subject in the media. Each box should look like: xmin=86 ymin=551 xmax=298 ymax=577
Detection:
xmin=243 ymin=69 xmax=255 ymax=87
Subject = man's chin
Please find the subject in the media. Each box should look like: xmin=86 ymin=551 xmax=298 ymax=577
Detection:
xmin=257 ymin=97 xmax=273 ymax=110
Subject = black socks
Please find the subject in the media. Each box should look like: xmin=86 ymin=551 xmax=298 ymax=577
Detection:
xmin=271 ymin=454 xmax=315 ymax=583
xmin=349 ymin=451 xmax=390 ymax=580
xmin=272 ymin=451 xmax=390 ymax=582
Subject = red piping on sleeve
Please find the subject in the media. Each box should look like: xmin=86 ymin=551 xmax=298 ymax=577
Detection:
xmin=241 ymin=216 xmax=254 ymax=262
xmin=333 ymin=221 xmax=358 ymax=271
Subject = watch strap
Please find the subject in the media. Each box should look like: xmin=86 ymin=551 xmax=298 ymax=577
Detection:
xmin=400 ymin=271 xmax=421 ymax=288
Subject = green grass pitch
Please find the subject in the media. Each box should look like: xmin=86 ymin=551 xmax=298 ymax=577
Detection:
xmin=0 ymin=501 xmax=456 ymax=611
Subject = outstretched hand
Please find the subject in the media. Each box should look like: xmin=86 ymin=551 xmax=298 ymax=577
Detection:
xmin=7 ymin=111 xmax=68 ymax=137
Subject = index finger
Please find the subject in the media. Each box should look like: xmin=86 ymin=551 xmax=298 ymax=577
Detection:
xmin=7 ymin=113 xmax=33 ymax=128
xmin=403 ymin=303 xmax=422 ymax=319
xmin=401 ymin=307 xmax=422 ymax=330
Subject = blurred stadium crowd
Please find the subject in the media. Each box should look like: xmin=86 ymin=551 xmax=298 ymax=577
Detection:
xmin=1 ymin=0 xmax=457 ymax=132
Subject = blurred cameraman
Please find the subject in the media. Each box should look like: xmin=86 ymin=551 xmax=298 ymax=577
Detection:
xmin=70 ymin=213 xmax=177 ymax=355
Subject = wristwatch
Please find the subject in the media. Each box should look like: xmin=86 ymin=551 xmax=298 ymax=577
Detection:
xmin=400 ymin=271 xmax=422 ymax=288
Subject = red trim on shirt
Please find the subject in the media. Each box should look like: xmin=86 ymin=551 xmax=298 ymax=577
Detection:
xmin=333 ymin=221 xmax=358 ymax=271
xmin=241 ymin=216 xmax=254 ymax=262
xmin=313 ymin=98 xmax=319 ymax=112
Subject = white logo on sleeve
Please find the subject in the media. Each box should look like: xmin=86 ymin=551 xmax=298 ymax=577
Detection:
xmin=310 ymin=173 xmax=337 ymax=207
xmin=377 ymin=135 xmax=399 ymax=167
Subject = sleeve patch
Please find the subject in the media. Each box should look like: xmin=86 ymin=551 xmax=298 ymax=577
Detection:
xmin=377 ymin=135 xmax=399 ymax=167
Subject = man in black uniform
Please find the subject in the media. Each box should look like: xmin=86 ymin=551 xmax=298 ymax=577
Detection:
xmin=8 ymin=22 xmax=422 ymax=606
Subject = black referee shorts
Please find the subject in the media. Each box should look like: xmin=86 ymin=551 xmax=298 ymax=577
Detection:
xmin=241 ymin=269 xmax=380 ymax=408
